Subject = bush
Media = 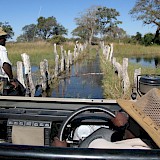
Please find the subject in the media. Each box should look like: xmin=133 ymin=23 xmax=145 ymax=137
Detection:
xmin=142 ymin=33 xmax=154 ymax=46
xmin=48 ymin=35 xmax=66 ymax=45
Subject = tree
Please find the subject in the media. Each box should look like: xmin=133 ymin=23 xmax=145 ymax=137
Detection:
xmin=37 ymin=16 xmax=67 ymax=40
xmin=73 ymin=6 xmax=122 ymax=44
xmin=52 ymin=23 xmax=68 ymax=36
xmin=21 ymin=24 xmax=37 ymax=42
xmin=0 ymin=22 xmax=14 ymax=40
xmin=129 ymin=0 xmax=160 ymax=44
xmin=143 ymin=33 xmax=154 ymax=46
xmin=96 ymin=7 xmax=122 ymax=39
xmin=131 ymin=32 xmax=142 ymax=44
xmin=105 ymin=26 xmax=126 ymax=39
xmin=49 ymin=35 xmax=66 ymax=44
xmin=71 ymin=25 xmax=89 ymax=42
xmin=16 ymin=34 xmax=26 ymax=42
xmin=74 ymin=6 xmax=99 ymax=45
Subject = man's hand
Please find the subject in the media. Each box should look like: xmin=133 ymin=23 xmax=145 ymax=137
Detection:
xmin=10 ymin=81 xmax=18 ymax=89
xmin=111 ymin=112 xmax=128 ymax=127
xmin=51 ymin=137 xmax=67 ymax=147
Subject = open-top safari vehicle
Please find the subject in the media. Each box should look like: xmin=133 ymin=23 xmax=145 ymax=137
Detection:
xmin=0 ymin=85 xmax=160 ymax=159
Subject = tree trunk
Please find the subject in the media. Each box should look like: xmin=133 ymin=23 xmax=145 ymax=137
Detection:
xmin=89 ymin=29 xmax=94 ymax=45
xmin=154 ymin=26 xmax=160 ymax=44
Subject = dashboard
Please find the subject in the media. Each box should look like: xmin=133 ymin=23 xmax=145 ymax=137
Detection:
xmin=0 ymin=97 xmax=119 ymax=147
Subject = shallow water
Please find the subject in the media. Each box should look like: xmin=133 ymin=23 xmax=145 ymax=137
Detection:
xmin=50 ymin=54 xmax=104 ymax=99
xmin=129 ymin=56 xmax=160 ymax=68
xmin=34 ymin=56 xmax=159 ymax=98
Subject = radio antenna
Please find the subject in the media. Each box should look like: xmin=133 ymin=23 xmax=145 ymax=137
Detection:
xmin=33 ymin=6 xmax=42 ymax=41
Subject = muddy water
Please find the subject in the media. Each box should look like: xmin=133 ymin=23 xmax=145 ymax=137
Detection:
xmin=50 ymin=54 xmax=104 ymax=99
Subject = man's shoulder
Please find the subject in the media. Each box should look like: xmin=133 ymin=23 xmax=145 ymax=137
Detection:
xmin=0 ymin=45 xmax=7 ymax=51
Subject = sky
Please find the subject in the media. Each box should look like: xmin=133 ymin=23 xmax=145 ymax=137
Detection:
xmin=0 ymin=0 xmax=156 ymax=41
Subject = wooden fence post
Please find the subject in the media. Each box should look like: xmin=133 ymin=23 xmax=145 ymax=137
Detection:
xmin=54 ymin=43 xmax=58 ymax=56
xmin=109 ymin=43 xmax=113 ymax=62
xmin=68 ymin=50 xmax=73 ymax=66
xmin=54 ymin=54 xmax=59 ymax=77
xmin=66 ymin=50 xmax=70 ymax=70
xmin=133 ymin=68 xmax=141 ymax=93
xmin=60 ymin=46 xmax=65 ymax=72
xmin=17 ymin=61 xmax=26 ymax=88
xmin=122 ymin=58 xmax=130 ymax=94
xmin=106 ymin=45 xmax=110 ymax=60
xmin=21 ymin=53 xmax=35 ymax=97
xmin=112 ymin=57 xmax=122 ymax=78
xmin=40 ymin=59 xmax=50 ymax=91
xmin=112 ymin=57 xmax=116 ymax=66
xmin=74 ymin=47 xmax=77 ymax=60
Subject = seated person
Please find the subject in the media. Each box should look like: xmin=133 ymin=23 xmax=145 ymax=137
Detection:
xmin=52 ymin=88 xmax=160 ymax=149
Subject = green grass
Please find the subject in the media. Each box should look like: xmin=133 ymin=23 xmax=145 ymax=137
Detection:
xmin=7 ymin=42 xmax=54 ymax=66
xmin=6 ymin=42 xmax=160 ymax=99
xmin=6 ymin=41 xmax=75 ymax=68
xmin=100 ymin=56 xmax=124 ymax=99
xmin=113 ymin=43 xmax=160 ymax=57
xmin=100 ymin=43 xmax=160 ymax=99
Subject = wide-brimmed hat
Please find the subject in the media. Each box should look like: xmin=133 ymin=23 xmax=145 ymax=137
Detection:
xmin=117 ymin=88 xmax=160 ymax=148
xmin=0 ymin=27 xmax=7 ymax=37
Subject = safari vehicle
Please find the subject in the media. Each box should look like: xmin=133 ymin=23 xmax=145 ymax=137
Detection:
xmin=0 ymin=88 xmax=160 ymax=160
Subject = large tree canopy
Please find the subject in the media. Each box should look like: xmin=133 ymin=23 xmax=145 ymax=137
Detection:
xmin=74 ymin=6 xmax=99 ymax=44
xmin=22 ymin=24 xmax=37 ymax=42
xmin=130 ymin=0 xmax=160 ymax=44
xmin=96 ymin=7 xmax=122 ymax=38
xmin=37 ymin=16 xmax=67 ymax=40
xmin=0 ymin=22 xmax=14 ymax=40
xmin=17 ymin=16 xmax=68 ymax=42
xmin=73 ymin=6 xmax=122 ymax=44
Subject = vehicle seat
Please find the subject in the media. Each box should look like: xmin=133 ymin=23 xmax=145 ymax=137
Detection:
xmin=79 ymin=127 xmax=115 ymax=148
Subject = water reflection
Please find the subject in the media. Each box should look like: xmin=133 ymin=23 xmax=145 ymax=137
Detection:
xmin=51 ymin=54 xmax=104 ymax=98
xmin=129 ymin=56 xmax=160 ymax=68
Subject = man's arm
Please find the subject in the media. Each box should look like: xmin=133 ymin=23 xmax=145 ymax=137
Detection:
xmin=2 ymin=62 xmax=17 ymax=88
xmin=2 ymin=62 xmax=14 ymax=80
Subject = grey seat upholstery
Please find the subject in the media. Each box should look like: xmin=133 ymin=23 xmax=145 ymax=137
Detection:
xmin=79 ymin=127 xmax=115 ymax=148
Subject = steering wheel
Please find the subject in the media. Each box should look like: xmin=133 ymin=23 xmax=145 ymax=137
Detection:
xmin=58 ymin=106 xmax=116 ymax=146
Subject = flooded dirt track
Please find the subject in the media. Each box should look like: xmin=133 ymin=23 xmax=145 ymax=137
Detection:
xmin=51 ymin=53 xmax=104 ymax=99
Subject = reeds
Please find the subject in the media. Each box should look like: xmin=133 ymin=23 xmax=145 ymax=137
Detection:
xmin=113 ymin=43 xmax=160 ymax=57
xmin=6 ymin=42 xmax=160 ymax=99
xmin=100 ymin=43 xmax=160 ymax=99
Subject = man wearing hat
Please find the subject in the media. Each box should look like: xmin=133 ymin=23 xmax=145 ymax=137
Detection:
xmin=86 ymin=88 xmax=160 ymax=149
xmin=52 ymin=88 xmax=160 ymax=149
xmin=0 ymin=27 xmax=25 ymax=96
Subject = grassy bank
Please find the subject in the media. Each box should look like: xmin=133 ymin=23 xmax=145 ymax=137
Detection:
xmin=100 ymin=43 xmax=160 ymax=99
xmin=113 ymin=43 xmax=160 ymax=57
xmin=6 ymin=41 xmax=75 ymax=67
xmin=6 ymin=42 xmax=160 ymax=99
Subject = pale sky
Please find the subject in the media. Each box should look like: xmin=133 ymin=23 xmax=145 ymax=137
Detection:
xmin=0 ymin=0 xmax=156 ymax=41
